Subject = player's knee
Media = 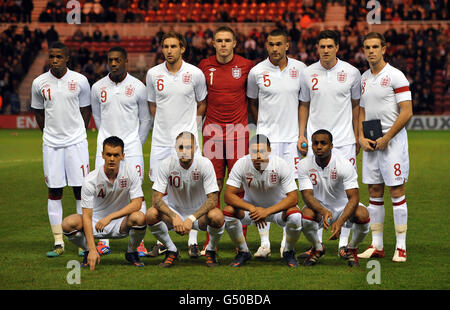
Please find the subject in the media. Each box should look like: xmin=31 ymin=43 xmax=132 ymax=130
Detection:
xmin=145 ymin=207 xmax=159 ymax=225
xmin=62 ymin=214 xmax=82 ymax=233
xmin=48 ymin=187 xmax=63 ymax=200
xmin=354 ymin=205 xmax=370 ymax=223
xmin=301 ymin=207 xmax=316 ymax=221
xmin=129 ymin=211 xmax=146 ymax=227
xmin=389 ymin=184 xmax=405 ymax=198
xmin=222 ymin=205 xmax=235 ymax=217
xmin=286 ymin=211 xmax=302 ymax=228
xmin=368 ymin=184 xmax=384 ymax=198
xmin=208 ymin=208 xmax=225 ymax=227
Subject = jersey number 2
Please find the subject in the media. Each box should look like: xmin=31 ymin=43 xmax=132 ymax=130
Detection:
xmin=312 ymin=78 xmax=319 ymax=91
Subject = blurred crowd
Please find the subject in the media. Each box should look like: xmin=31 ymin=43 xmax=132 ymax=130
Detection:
xmin=0 ymin=25 xmax=44 ymax=114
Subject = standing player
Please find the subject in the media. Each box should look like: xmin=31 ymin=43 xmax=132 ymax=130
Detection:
xmin=91 ymin=46 xmax=152 ymax=257
xmin=62 ymin=136 xmax=147 ymax=270
xmin=246 ymin=29 xmax=306 ymax=258
xmin=358 ymin=32 xmax=412 ymax=262
xmin=146 ymin=31 xmax=207 ymax=258
xmin=31 ymin=41 xmax=91 ymax=257
xmin=223 ymin=134 xmax=303 ymax=267
xmin=147 ymin=132 xmax=225 ymax=267
xmin=198 ymin=26 xmax=254 ymax=256
xmin=298 ymin=30 xmax=361 ymax=257
xmin=298 ymin=130 xmax=370 ymax=267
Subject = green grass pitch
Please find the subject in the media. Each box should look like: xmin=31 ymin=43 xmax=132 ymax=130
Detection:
xmin=0 ymin=129 xmax=449 ymax=290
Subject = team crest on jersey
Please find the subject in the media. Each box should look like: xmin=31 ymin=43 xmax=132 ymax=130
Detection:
xmin=337 ymin=70 xmax=347 ymax=83
xmin=119 ymin=177 xmax=129 ymax=188
xmin=380 ymin=75 xmax=391 ymax=87
xmin=289 ymin=68 xmax=299 ymax=79
xmin=182 ymin=72 xmax=192 ymax=84
xmin=125 ymin=85 xmax=135 ymax=97
xmin=330 ymin=168 xmax=337 ymax=180
xmin=191 ymin=170 xmax=201 ymax=182
xmin=68 ymin=80 xmax=77 ymax=92
xmin=269 ymin=171 xmax=278 ymax=184
xmin=232 ymin=66 xmax=241 ymax=79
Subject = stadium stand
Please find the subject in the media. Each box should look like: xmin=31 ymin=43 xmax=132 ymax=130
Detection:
xmin=0 ymin=0 xmax=448 ymax=114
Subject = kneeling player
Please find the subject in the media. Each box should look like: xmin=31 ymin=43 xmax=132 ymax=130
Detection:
xmin=146 ymin=132 xmax=224 ymax=267
xmin=62 ymin=136 xmax=147 ymax=270
xmin=298 ymin=129 xmax=370 ymax=267
xmin=223 ymin=134 xmax=302 ymax=268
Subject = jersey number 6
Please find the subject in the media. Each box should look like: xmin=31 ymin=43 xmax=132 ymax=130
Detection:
xmin=157 ymin=79 xmax=164 ymax=91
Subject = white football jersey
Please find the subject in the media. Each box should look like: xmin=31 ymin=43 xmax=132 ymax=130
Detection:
xmin=297 ymin=153 xmax=359 ymax=210
xmin=91 ymin=73 xmax=151 ymax=157
xmin=31 ymin=69 xmax=90 ymax=148
xmin=152 ymin=154 xmax=219 ymax=217
xmin=360 ymin=63 xmax=412 ymax=134
xmin=81 ymin=161 xmax=144 ymax=221
xmin=299 ymin=59 xmax=361 ymax=147
xmin=247 ymin=57 xmax=307 ymax=143
xmin=227 ymin=154 xmax=298 ymax=208
xmin=146 ymin=61 xmax=207 ymax=147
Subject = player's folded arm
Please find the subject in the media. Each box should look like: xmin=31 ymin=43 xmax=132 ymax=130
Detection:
xmin=265 ymin=190 xmax=298 ymax=216
xmin=192 ymin=191 xmax=219 ymax=219
xmin=224 ymin=184 xmax=254 ymax=212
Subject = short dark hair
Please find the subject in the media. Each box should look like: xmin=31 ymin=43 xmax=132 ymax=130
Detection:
xmin=214 ymin=26 xmax=236 ymax=40
xmin=363 ymin=32 xmax=386 ymax=47
xmin=162 ymin=31 xmax=188 ymax=50
xmin=317 ymin=30 xmax=340 ymax=46
xmin=268 ymin=28 xmax=288 ymax=40
xmin=108 ymin=46 xmax=127 ymax=59
xmin=103 ymin=136 xmax=124 ymax=153
xmin=312 ymin=129 xmax=333 ymax=143
xmin=175 ymin=131 xmax=196 ymax=145
xmin=49 ymin=41 xmax=69 ymax=56
xmin=249 ymin=134 xmax=271 ymax=148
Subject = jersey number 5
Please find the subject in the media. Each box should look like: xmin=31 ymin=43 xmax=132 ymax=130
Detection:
xmin=263 ymin=74 xmax=271 ymax=87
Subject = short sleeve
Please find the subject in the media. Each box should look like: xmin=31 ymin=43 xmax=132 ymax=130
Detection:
xmin=193 ymin=69 xmax=207 ymax=102
xmin=391 ymin=70 xmax=412 ymax=103
xmin=31 ymin=79 xmax=44 ymax=109
xmin=341 ymin=159 xmax=359 ymax=190
xmin=128 ymin=165 xmax=144 ymax=200
xmin=226 ymin=157 xmax=244 ymax=189
xmin=279 ymin=159 xmax=298 ymax=194
xmin=152 ymin=158 xmax=170 ymax=194
xmin=350 ymin=68 xmax=362 ymax=100
xmin=297 ymin=159 xmax=313 ymax=191
xmin=299 ymin=70 xmax=310 ymax=102
xmin=146 ymin=69 xmax=156 ymax=102
xmin=246 ymin=68 xmax=258 ymax=99
xmin=90 ymin=84 xmax=101 ymax=129
xmin=80 ymin=178 xmax=95 ymax=209
xmin=202 ymin=158 xmax=219 ymax=195
xmin=78 ymin=76 xmax=91 ymax=108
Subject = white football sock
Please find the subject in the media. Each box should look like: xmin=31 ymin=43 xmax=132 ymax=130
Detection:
xmin=48 ymin=199 xmax=63 ymax=245
xmin=348 ymin=222 xmax=370 ymax=249
xmin=284 ymin=213 xmax=302 ymax=252
xmin=76 ymin=199 xmax=82 ymax=215
xmin=258 ymin=222 xmax=271 ymax=248
xmin=317 ymin=227 xmax=323 ymax=243
xmin=128 ymin=225 xmax=146 ymax=253
xmin=149 ymin=221 xmax=177 ymax=252
xmin=392 ymin=195 xmax=407 ymax=250
xmin=188 ymin=229 xmax=198 ymax=246
xmin=338 ymin=226 xmax=351 ymax=248
xmin=368 ymin=197 xmax=385 ymax=250
xmin=224 ymin=215 xmax=249 ymax=252
xmin=302 ymin=218 xmax=323 ymax=251
xmin=206 ymin=222 xmax=224 ymax=251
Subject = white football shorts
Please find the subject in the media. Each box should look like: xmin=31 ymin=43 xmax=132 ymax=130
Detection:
xmin=362 ymin=130 xmax=409 ymax=187
xmin=270 ymin=142 xmax=301 ymax=178
xmin=91 ymin=216 xmax=129 ymax=239
xmin=43 ymin=139 xmax=89 ymax=188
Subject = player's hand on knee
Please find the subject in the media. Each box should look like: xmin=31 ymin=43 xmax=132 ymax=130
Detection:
xmin=250 ymin=207 xmax=268 ymax=223
xmin=95 ymin=216 xmax=111 ymax=233
xmin=321 ymin=209 xmax=333 ymax=230
xmin=172 ymin=215 xmax=186 ymax=235
xmin=88 ymin=251 xmax=100 ymax=271
xmin=183 ymin=218 xmax=193 ymax=234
